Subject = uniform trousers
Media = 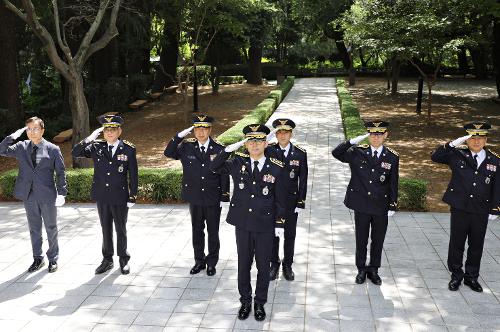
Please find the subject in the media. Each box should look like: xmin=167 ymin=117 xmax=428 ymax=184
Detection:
xmin=354 ymin=211 xmax=388 ymax=272
xmin=448 ymin=208 xmax=488 ymax=280
xmin=271 ymin=210 xmax=298 ymax=266
xmin=236 ymin=228 xmax=274 ymax=305
xmin=97 ymin=201 xmax=130 ymax=266
xmin=189 ymin=204 xmax=222 ymax=267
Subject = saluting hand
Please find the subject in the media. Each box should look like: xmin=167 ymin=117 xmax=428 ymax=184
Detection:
xmin=349 ymin=133 xmax=370 ymax=145
xmin=85 ymin=127 xmax=104 ymax=143
xmin=178 ymin=126 xmax=194 ymax=138
xmin=10 ymin=127 xmax=27 ymax=140
xmin=266 ymin=128 xmax=279 ymax=142
xmin=225 ymin=138 xmax=249 ymax=153
xmin=450 ymin=135 xmax=472 ymax=147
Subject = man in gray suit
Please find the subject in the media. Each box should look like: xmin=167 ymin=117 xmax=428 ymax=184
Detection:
xmin=0 ymin=117 xmax=67 ymax=273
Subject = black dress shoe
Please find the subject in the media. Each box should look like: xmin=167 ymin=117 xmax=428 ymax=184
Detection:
xmin=95 ymin=261 xmax=113 ymax=274
xmin=367 ymin=271 xmax=382 ymax=285
xmin=448 ymin=278 xmax=461 ymax=291
xmin=48 ymin=261 xmax=58 ymax=273
xmin=269 ymin=263 xmax=280 ymax=281
xmin=355 ymin=271 xmax=367 ymax=284
xmin=190 ymin=263 xmax=206 ymax=275
xmin=464 ymin=278 xmax=483 ymax=292
xmin=206 ymin=266 xmax=216 ymax=276
xmin=282 ymin=265 xmax=295 ymax=281
xmin=120 ymin=264 xmax=130 ymax=275
xmin=254 ymin=303 xmax=266 ymax=321
xmin=28 ymin=258 xmax=45 ymax=273
xmin=237 ymin=303 xmax=251 ymax=320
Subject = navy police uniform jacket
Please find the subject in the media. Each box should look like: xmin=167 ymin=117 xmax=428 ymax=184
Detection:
xmin=210 ymin=151 xmax=287 ymax=233
xmin=332 ymin=141 xmax=399 ymax=215
xmin=164 ymin=136 xmax=230 ymax=206
xmin=431 ymin=143 xmax=500 ymax=215
xmin=72 ymin=139 xmax=138 ymax=204
xmin=265 ymin=142 xmax=308 ymax=210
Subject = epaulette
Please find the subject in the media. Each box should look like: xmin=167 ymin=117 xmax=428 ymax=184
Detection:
xmin=270 ymin=158 xmax=284 ymax=167
xmin=95 ymin=139 xmax=106 ymax=143
xmin=184 ymin=138 xmax=197 ymax=143
xmin=212 ymin=139 xmax=225 ymax=147
xmin=457 ymin=145 xmax=468 ymax=150
xmin=358 ymin=144 xmax=369 ymax=149
xmin=123 ymin=140 xmax=135 ymax=148
xmin=386 ymin=147 xmax=399 ymax=156
xmin=489 ymin=149 xmax=500 ymax=159
xmin=235 ymin=151 xmax=249 ymax=158
xmin=294 ymin=144 xmax=307 ymax=153
xmin=269 ymin=142 xmax=277 ymax=146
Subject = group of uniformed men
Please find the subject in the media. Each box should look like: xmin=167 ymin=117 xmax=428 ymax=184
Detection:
xmin=1 ymin=112 xmax=499 ymax=321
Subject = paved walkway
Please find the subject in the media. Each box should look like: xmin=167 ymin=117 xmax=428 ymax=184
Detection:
xmin=1 ymin=78 xmax=500 ymax=331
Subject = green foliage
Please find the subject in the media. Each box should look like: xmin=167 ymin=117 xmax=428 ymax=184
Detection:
xmin=217 ymin=76 xmax=295 ymax=145
xmin=336 ymin=77 xmax=428 ymax=211
xmin=219 ymin=76 xmax=245 ymax=85
xmin=0 ymin=168 xmax=183 ymax=203
xmin=398 ymin=178 xmax=428 ymax=211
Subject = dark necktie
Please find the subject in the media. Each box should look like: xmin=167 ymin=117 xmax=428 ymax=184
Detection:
xmin=108 ymin=145 xmax=113 ymax=158
xmin=474 ymin=154 xmax=478 ymax=169
xmin=373 ymin=150 xmax=378 ymax=161
xmin=201 ymin=146 xmax=206 ymax=160
xmin=31 ymin=146 xmax=38 ymax=167
xmin=281 ymin=149 xmax=286 ymax=161
xmin=252 ymin=160 xmax=260 ymax=179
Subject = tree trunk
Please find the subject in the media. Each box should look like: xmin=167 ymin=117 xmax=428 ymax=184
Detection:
xmin=470 ymin=46 xmax=488 ymax=79
xmin=152 ymin=23 xmax=179 ymax=92
xmin=494 ymin=16 xmax=500 ymax=98
xmin=426 ymin=81 xmax=433 ymax=119
xmin=391 ymin=58 xmax=401 ymax=95
xmin=457 ymin=47 xmax=468 ymax=77
xmin=0 ymin=4 xmax=23 ymax=127
xmin=247 ymin=44 xmax=263 ymax=85
xmin=69 ymin=74 xmax=91 ymax=168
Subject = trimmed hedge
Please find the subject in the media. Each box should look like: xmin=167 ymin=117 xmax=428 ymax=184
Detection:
xmin=217 ymin=76 xmax=295 ymax=145
xmin=0 ymin=168 xmax=183 ymax=203
xmin=219 ymin=76 xmax=245 ymax=85
xmin=335 ymin=78 xmax=427 ymax=211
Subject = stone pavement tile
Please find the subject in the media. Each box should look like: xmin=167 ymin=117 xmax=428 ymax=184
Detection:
xmin=339 ymin=320 xmax=375 ymax=331
xmin=56 ymin=320 xmax=96 ymax=331
xmin=233 ymin=315 xmax=270 ymax=330
xmin=441 ymin=312 xmax=481 ymax=327
xmin=338 ymin=306 xmax=372 ymax=321
xmin=305 ymin=304 xmax=339 ymax=320
xmin=80 ymin=295 xmax=117 ymax=310
xmin=165 ymin=312 xmax=203 ymax=327
xmin=205 ymin=301 xmax=240 ymax=315
xmin=187 ymin=276 xmax=219 ymax=289
xmin=372 ymin=308 xmax=409 ymax=323
xmin=273 ymin=291 xmax=305 ymax=304
xmin=100 ymin=309 xmax=139 ymax=325
xmin=369 ymin=295 xmax=404 ymax=310
xmin=163 ymin=327 xmax=198 ymax=332
xmin=199 ymin=314 xmax=236 ymax=329
xmin=173 ymin=299 xmax=209 ymax=313
xmin=133 ymin=311 xmax=171 ymax=326
xmin=159 ymin=277 xmax=190 ymax=289
xmin=271 ymin=303 xmax=305 ymax=319
xmin=129 ymin=325 xmax=164 ymax=332
xmin=304 ymin=318 xmax=339 ymax=332
xmin=151 ymin=287 xmax=184 ymax=300
xmin=411 ymin=323 xmax=448 ymax=331
xmin=19 ymin=315 xmax=68 ymax=332
xmin=66 ymin=308 xmax=106 ymax=323
xmin=405 ymin=310 xmax=445 ymax=325
xmin=402 ymin=298 xmax=439 ymax=312
xmin=268 ymin=316 xmax=304 ymax=331
xmin=92 ymin=323 xmax=129 ymax=331
xmin=110 ymin=295 xmax=149 ymax=311
xmin=375 ymin=321 xmax=412 ymax=331
xmin=337 ymin=294 xmax=370 ymax=308
xmin=92 ymin=284 xmax=127 ymax=297
xmin=336 ymin=283 xmax=367 ymax=296
xmin=180 ymin=287 xmax=214 ymax=301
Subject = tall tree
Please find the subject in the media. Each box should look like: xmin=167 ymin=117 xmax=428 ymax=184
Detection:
xmin=4 ymin=0 xmax=122 ymax=167
xmin=0 ymin=2 xmax=23 ymax=130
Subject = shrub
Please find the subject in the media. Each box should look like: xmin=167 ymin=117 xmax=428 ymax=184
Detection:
xmin=398 ymin=179 xmax=428 ymax=211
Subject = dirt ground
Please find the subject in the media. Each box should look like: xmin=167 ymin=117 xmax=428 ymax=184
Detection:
xmin=348 ymin=77 xmax=499 ymax=212
xmin=0 ymin=83 xmax=276 ymax=173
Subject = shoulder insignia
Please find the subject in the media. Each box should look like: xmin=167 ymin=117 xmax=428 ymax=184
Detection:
xmin=386 ymin=147 xmax=399 ymax=156
xmin=212 ymin=139 xmax=225 ymax=147
xmin=457 ymin=145 xmax=468 ymax=150
xmin=123 ymin=140 xmax=135 ymax=148
xmin=270 ymin=158 xmax=284 ymax=167
xmin=268 ymin=142 xmax=277 ymax=146
xmin=235 ymin=151 xmax=249 ymax=158
xmin=184 ymin=138 xmax=197 ymax=143
xmin=489 ymin=149 xmax=500 ymax=159
xmin=358 ymin=144 xmax=369 ymax=149
xmin=95 ymin=139 xmax=106 ymax=143
xmin=294 ymin=144 xmax=306 ymax=153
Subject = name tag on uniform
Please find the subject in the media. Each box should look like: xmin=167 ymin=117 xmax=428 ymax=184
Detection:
xmin=487 ymin=164 xmax=497 ymax=172
xmin=187 ymin=155 xmax=196 ymax=160
xmin=117 ymin=154 xmax=128 ymax=161
xmin=381 ymin=162 xmax=392 ymax=170
xmin=290 ymin=160 xmax=300 ymax=166
xmin=263 ymin=174 xmax=275 ymax=183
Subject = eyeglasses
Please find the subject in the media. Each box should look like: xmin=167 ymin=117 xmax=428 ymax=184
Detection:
xmin=26 ymin=128 xmax=42 ymax=133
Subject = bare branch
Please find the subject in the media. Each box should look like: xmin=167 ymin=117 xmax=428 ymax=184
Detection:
xmin=3 ymin=0 xmax=28 ymax=22
xmin=52 ymin=0 xmax=73 ymax=64
xmin=75 ymin=0 xmax=122 ymax=68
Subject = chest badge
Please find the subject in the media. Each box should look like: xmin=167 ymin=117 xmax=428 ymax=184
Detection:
xmin=239 ymin=182 xmax=245 ymax=189
xmin=486 ymin=177 xmax=491 ymax=184
xmin=263 ymin=186 xmax=269 ymax=196
xmin=290 ymin=169 xmax=295 ymax=179
xmin=380 ymin=174 xmax=386 ymax=182
xmin=118 ymin=164 xmax=124 ymax=173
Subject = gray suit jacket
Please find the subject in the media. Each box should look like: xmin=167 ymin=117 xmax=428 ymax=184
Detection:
xmin=0 ymin=136 xmax=68 ymax=203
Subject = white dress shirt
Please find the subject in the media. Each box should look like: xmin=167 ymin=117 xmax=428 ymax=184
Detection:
xmin=250 ymin=156 xmax=266 ymax=172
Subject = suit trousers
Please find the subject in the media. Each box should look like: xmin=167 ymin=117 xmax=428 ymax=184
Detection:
xmin=24 ymin=194 xmax=59 ymax=262
xmin=97 ymin=201 xmax=130 ymax=266
xmin=236 ymin=228 xmax=274 ymax=305
xmin=354 ymin=211 xmax=388 ymax=272
xmin=189 ymin=204 xmax=222 ymax=266
xmin=448 ymin=209 xmax=488 ymax=280
xmin=271 ymin=210 xmax=298 ymax=266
